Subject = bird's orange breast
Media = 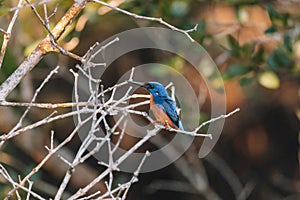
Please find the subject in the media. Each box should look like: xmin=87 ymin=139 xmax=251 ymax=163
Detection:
xmin=150 ymin=95 xmax=178 ymax=129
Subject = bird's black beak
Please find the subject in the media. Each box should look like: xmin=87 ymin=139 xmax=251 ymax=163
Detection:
xmin=127 ymin=80 xmax=145 ymax=87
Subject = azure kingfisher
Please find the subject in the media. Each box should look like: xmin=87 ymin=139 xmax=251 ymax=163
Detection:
xmin=128 ymin=80 xmax=184 ymax=130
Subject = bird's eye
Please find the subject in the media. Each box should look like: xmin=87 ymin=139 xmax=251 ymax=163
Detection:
xmin=155 ymin=91 xmax=159 ymax=96
xmin=146 ymin=84 xmax=154 ymax=89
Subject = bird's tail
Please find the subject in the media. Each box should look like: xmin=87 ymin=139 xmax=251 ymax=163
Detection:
xmin=178 ymin=121 xmax=184 ymax=131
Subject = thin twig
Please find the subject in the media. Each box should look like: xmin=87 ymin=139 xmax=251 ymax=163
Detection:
xmin=25 ymin=0 xmax=84 ymax=62
xmin=0 ymin=0 xmax=88 ymax=101
xmin=83 ymin=37 xmax=120 ymax=70
xmin=194 ymin=108 xmax=240 ymax=133
xmin=0 ymin=109 xmax=89 ymax=143
xmin=0 ymin=165 xmax=46 ymax=200
xmin=0 ymin=0 xmax=24 ymax=68
xmin=0 ymin=66 xmax=60 ymax=147
xmin=67 ymin=127 xmax=161 ymax=199
xmin=5 ymin=116 xmax=93 ymax=199
xmin=0 ymin=101 xmax=93 ymax=109
xmin=25 ymin=180 xmax=33 ymax=200
xmin=92 ymin=0 xmax=198 ymax=42
xmin=8 ymin=0 xmax=55 ymax=12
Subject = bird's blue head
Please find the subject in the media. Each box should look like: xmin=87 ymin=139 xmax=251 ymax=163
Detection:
xmin=128 ymin=81 xmax=170 ymax=101
xmin=143 ymin=82 xmax=169 ymax=98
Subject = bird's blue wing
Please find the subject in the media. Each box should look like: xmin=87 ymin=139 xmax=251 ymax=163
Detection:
xmin=162 ymin=98 xmax=183 ymax=130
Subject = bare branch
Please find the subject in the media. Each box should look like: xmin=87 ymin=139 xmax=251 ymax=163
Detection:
xmin=8 ymin=0 xmax=55 ymax=12
xmin=83 ymin=37 xmax=120 ymax=70
xmin=0 ymin=109 xmax=88 ymax=143
xmin=0 ymin=0 xmax=88 ymax=101
xmin=5 ymin=115 xmax=93 ymax=199
xmin=0 ymin=165 xmax=46 ymax=200
xmin=194 ymin=108 xmax=240 ymax=133
xmin=25 ymin=0 xmax=84 ymax=62
xmin=0 ymin=0 xmax=24 ymax=68
xmin=0 ymin=101 xmax=93 ymax=109
xmin=25 ymin=180 xmax=33 ymax=200
xmin=0 ymin=66 xmax=60 ymax=147
xmin=92 ymin=0 xmax=198 ymax=42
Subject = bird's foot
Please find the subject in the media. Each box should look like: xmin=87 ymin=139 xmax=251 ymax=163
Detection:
xmin=152 ymin=120 xmax=174 ymax=130
xmin=152 ymin=120 xmax=163 ymax=127
xmin=164 ymin=121 xmax=173 ymax=130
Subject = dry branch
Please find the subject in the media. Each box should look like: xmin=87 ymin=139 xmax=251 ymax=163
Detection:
xmin=0 ymin=0 xmax=88 ymax=101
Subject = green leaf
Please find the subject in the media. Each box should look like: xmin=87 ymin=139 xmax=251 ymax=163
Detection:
xmin=240 ymin=43 xmax=253 ymax=58
xmin=228 ymin=36 xmax=240 ymax=56
xmin=274 ymin=50 xmax=288 ymax=66
xmin=195 ymin=20 xmax=206 ymax=43
xmin=283 ymin=34 xmax=292 ymax=53
xmin=267 ymin=48 xmax=293 ymax=71
xmin=266 ymin=56 xmax=278 ymax=70
xmin=223 ymin=64 xmax=252 ymax=80
xmin=239 ymin=76 xmax=253 ymax=86
xmin=266 ymin=5 xmax=289 ymax=25
xmin=252 ymin=47 xmax=264 ymax=63
xmin=266 ymin=5 xmax=281 ymax=20
xmin=264 ymin=25 xmax=277 ymax=34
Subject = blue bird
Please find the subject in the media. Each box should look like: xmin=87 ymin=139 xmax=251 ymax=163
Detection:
xmin=128 ymin=80 xmax=184 ymax=130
